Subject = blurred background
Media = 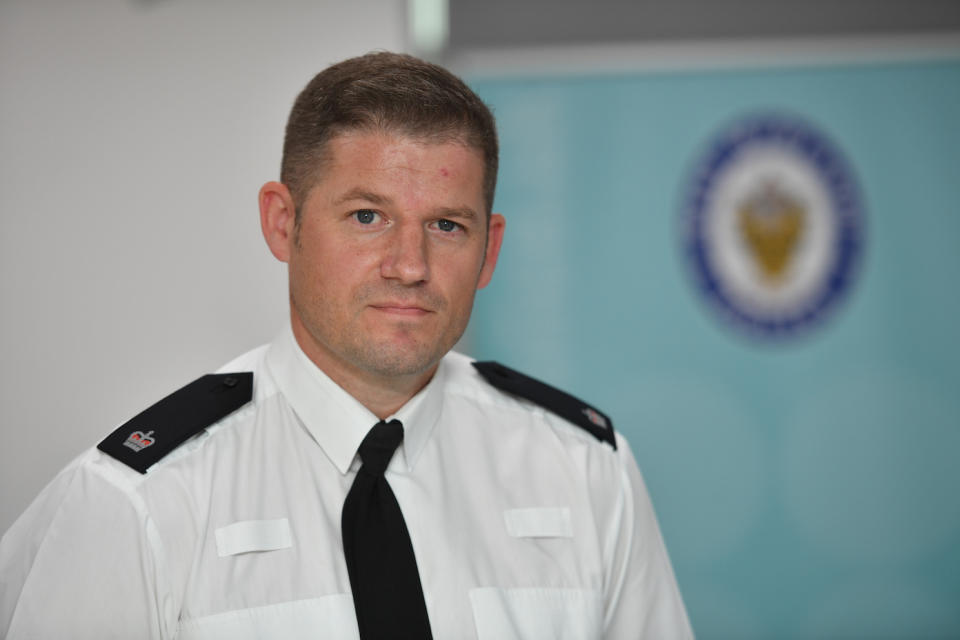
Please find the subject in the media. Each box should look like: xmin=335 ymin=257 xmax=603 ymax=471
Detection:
xmin=1 ymin=1 xmax=958 ymax=637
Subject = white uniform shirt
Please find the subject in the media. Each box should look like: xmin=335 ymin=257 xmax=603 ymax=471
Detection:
xmin=0 ymin=328 xmax=693 ymax=639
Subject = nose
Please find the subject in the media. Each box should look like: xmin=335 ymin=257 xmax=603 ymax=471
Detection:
xmin=380 ymin=222 xmax=429 ymax=284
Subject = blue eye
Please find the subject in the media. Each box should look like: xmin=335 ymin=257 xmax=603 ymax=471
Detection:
xmin=355 ymin=210 xmax=377 ymax=224
xmin=437 ymin=219 xmax=458 ymax=232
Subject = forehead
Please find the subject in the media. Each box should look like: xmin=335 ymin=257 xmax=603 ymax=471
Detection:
xmin=311 ymin=130 xmax=486 ymax=205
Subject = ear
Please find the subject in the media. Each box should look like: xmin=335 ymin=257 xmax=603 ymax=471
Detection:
xmin=259 ymin=181 xmax=297 ymax=263
xmin=477 ymin=213 xmax=506 ymax=290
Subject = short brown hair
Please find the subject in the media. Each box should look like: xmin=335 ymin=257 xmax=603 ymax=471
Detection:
xmin=281 ymin=51 xmax=498 ymax=216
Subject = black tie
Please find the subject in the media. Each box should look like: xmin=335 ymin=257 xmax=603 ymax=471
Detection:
xmin=342 ymin=419 xmax=433 ymax=639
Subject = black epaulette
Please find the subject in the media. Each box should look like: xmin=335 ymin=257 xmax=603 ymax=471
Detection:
xmin=472 ymin=361 xmax=616 ymax=449
xmin=97 ymin=372 xmax=254 ymax=473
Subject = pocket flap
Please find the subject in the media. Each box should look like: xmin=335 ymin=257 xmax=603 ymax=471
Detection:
xmin=503 ymin=507 xmax=572 ymax=538
xmin=215 ymin=518 xmax=292 ymax=557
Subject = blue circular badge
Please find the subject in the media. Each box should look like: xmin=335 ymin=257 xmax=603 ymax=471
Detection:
xmin=681 ymin=113 xmax=866 ymax=339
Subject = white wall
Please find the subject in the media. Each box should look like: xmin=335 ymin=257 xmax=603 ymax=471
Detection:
xmin=0 ymin=0 xmax=407 ymax=534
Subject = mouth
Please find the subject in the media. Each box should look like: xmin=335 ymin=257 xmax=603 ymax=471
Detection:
xmin=368 ymin=303 xmax=433 ymax=317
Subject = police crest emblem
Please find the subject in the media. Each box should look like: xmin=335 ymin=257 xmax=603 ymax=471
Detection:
xmin=680 ymin=113 xmax=865 ymax=339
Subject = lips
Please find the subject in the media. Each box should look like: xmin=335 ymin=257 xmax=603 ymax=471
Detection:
xmin=368 ymin=303 xmax=432 ymax=316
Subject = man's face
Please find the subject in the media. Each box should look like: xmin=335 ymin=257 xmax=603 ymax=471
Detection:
xmin=266 ymin=130 xmax=504 ymax=386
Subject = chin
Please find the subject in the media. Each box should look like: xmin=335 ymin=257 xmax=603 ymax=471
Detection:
xmin=351 ymin=339 xmax=447 ymax=379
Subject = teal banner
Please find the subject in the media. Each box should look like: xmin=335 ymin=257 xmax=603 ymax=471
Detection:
xmin=469 ymin=57 xmax=960 ymax=638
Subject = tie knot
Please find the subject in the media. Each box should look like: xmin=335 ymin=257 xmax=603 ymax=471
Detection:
xmin=358 ymin=419 xmax=403 ymax=475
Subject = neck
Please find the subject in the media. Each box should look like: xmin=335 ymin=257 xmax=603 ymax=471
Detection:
xmin=289 ymin=316 xmax=437 ymax=420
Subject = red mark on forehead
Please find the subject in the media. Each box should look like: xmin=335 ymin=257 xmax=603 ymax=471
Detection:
xmin=440 ymin=168 xmax=449 ymax=177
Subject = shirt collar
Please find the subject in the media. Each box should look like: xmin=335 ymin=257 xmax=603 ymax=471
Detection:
xmin=265 ymin=325 xmax=445 ymax=475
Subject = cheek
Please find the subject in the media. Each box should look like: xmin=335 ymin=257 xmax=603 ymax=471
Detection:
xmin=291 ymin=237 xmax=379 ymax=303
xmin=290 ymin=244 xmax=337 ymax=296
xmin=438 ymin=260 xmax=484 ymax=306
xmin=297 ymin=228 xmax=346 ymax=272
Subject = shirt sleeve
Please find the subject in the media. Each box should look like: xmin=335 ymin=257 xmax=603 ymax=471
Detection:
xmin=0 ymin=452 xmax=175 ymax=640
xmin=600 ymin=433 xmax=694 ymax=639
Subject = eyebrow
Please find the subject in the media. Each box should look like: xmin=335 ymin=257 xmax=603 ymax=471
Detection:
xmin=334 ymin=188 xmax=392 ymax=207
xmin=334 ymin=187 xmax=480 ymax=221
xmin=435 ymin=206 xmax=479 ymax=222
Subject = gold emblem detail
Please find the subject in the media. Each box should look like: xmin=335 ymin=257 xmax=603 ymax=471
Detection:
xmin=738 ymin=181 xmax=806 ymax=286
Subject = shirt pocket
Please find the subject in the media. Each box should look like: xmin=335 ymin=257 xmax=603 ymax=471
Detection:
xmin=177 ymin=595 xmax=359 ymax=640
xmin=469 ymin=587 xmax=602 ymax=640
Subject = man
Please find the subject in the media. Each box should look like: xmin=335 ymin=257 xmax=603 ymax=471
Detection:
xmin=0 ymin=52 xmax=692 ymax=639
